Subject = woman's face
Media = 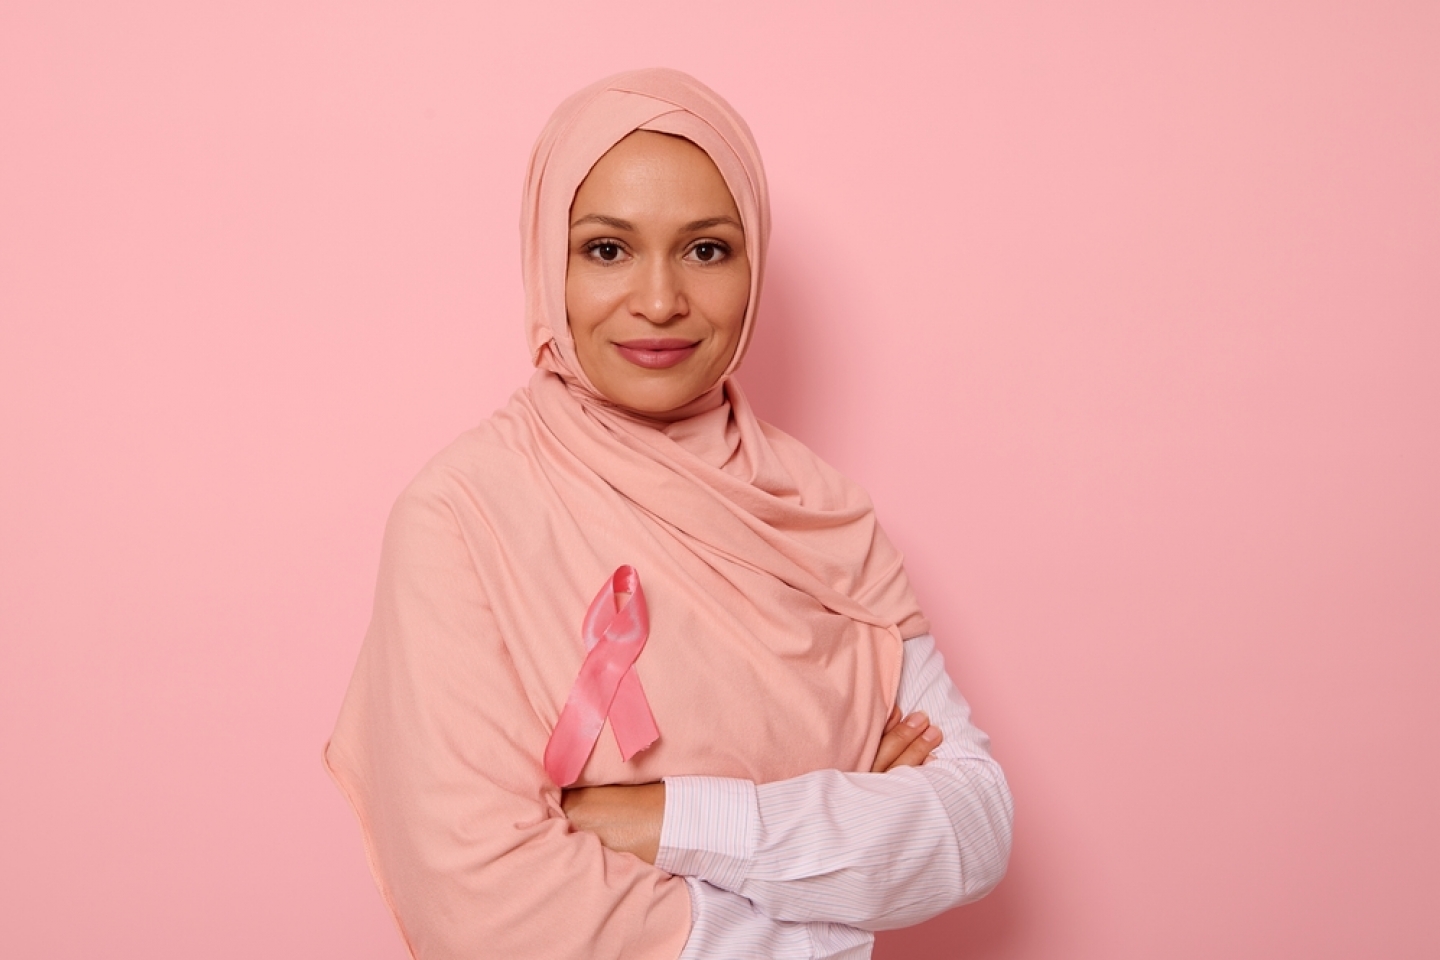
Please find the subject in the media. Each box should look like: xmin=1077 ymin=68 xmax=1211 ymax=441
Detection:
xmin=566 ymin=131 xmax=750 ymax=419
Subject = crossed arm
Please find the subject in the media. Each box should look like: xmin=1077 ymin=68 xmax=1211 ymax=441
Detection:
xmin=562 ymin=705 xmax=945 ymax=863
xmin=562 ymin=634 xmax=1014 ymax=957
xmin=333 ymin=490 xmax=1011 ymax=959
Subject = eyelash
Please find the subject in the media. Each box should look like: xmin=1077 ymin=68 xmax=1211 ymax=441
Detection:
xmin=689 ymin=241 xmax=730 ymax=263
xmin=581 ymin=239 xmax=732 ymax=264
xmin=584 ymin=239 xmax=626 ymax=263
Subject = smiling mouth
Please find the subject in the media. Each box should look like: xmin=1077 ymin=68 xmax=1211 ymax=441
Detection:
xmin=614 ymin=339 xmax=700 ymax=369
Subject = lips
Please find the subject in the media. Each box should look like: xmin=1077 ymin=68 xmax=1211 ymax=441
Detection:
xmin=614 ymin=338 xmax=700 ymax=369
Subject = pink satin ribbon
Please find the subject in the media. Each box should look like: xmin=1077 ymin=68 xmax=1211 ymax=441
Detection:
xmin=543 ymin=566 xmax=660 ymax=787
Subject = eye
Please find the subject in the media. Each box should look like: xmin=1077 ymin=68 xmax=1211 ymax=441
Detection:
xmin=689 ymin=242 xmax=729 ymax=263
xmin=585 ymin=240 xmax=625 ymax=263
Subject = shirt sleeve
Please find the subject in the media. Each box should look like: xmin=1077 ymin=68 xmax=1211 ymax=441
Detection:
xmin=324 ymin=485 xmax=690 ymax=960
xmin=678 ymin=879 xmax=873 ymax=960
xmin=656 ymin=634 xmax=1013 ymax=931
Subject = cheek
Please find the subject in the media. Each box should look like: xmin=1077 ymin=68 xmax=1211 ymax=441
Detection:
xmin=564 ymin=265 xmax=606 ymax=337
xmin=713 ymin=271 xmax=751 ymax=340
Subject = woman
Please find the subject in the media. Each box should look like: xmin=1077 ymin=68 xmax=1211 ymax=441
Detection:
xmin=326 ymin=68 xmax=1012 ymax=959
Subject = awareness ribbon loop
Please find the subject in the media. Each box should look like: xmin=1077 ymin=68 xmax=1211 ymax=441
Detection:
xmin=543 ymin=565 xmax=660 ymax=787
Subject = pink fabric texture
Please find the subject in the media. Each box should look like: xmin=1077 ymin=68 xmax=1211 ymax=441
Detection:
xmin=325 ymin=68 xmax=929 ymax=959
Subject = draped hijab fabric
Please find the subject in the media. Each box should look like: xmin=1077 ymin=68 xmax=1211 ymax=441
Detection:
xmin=326 ymin=68 xmax=929 ymax=959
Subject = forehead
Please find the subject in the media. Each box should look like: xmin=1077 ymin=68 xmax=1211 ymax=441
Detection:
xmin=570 ymin=131 xmax=740 ymax=220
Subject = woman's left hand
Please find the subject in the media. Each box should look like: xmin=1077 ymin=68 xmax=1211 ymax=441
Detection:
xmin=871 ymin=706 xmax=943 ymax=772
xmin=561 ymin=782 xmax=666 ymax=864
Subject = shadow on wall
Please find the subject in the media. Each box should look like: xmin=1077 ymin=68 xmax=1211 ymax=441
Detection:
xmin=735 ymin=219 xmax=907 ymax=473
xmin=740 ymin=238 xmax=873 ymax=452
xmin=736 ymin=247 xmax=811 ymax=432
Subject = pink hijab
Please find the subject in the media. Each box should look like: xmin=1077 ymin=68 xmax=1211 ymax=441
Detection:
xmin=326 ymin=68 xmax=929 ymax=960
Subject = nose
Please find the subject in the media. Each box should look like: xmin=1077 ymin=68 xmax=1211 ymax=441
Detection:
xmin=627 ymin=256 xmax=688 ymax=324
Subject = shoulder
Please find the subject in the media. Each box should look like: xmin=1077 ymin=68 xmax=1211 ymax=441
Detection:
xmin=384 ymin=389 xmax=546 ymax=542
xmin=402 ymin=390 xmax=542 ymax=502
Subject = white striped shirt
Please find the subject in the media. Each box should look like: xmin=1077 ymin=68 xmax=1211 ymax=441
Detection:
xmin=658 ymin=634 xmax=1014 ymax=959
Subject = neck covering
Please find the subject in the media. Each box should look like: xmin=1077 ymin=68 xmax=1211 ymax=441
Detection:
xmin=326 ymin=68 xmax=929 ymax=959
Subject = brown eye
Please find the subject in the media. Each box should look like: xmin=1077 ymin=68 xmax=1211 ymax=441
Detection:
xmin=592 ymin=242 xmax=621 ymax=262
xmin=692 ymin=243 xmax=725 ymax=263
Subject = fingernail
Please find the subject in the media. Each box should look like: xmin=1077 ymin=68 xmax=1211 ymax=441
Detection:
xmin=905 ymin=712 xmax=928 ymax=729
xmin=922 ymin=727 xmax=942 ymax=742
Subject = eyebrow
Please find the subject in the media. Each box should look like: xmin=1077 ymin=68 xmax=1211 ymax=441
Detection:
xmin=569 ymin=213 xmax=742 ymax=232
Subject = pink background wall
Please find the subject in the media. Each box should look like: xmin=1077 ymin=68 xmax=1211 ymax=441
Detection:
xmin=3 ymin=2 xmax=1436 ymax=957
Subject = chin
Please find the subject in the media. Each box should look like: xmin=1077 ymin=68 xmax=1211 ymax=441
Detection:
xmin=617 ymin=394 xmax=693 ymax=418
xmin=601 ymin=381 xmax=705 ymax=419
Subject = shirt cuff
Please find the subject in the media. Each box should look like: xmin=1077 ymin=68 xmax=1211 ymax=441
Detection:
xmin=657 ymin=775 xmax=758 ymax=891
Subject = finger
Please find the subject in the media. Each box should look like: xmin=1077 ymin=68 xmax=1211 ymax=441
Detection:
xmin=883 ymin=705 xmax=903 ymax=733
xmin=885 ymin=724 xmax=943 ymax=771
xmin=870 ymin=712 xmax=928 ymax=772
xmin=870 ymin=720 xmax=921 ymax=772
xmin=871 ymin=709 xmax=916 ymax=771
